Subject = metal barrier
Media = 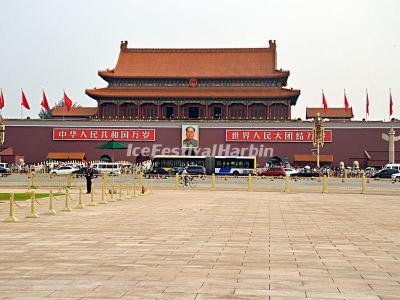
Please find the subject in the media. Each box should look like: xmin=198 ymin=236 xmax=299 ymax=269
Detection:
xmin=143 ymin=173 xmax=400 ymax=195
xmin=1 ymin=175 xmax=153 ymax=224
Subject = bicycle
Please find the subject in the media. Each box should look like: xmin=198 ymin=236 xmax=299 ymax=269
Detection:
xmin=179 ymin=175 xmax=198 ymax=188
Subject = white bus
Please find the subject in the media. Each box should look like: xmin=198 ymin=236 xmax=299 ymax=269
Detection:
xmin=214 ymin=156 xmax=256 ymax=176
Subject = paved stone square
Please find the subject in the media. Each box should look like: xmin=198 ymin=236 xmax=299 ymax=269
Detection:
xmin=1 ymin=190 xmax=400 ymax=299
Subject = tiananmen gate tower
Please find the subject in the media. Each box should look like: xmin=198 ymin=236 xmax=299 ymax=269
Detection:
xmin=85 ymin=40 xmax=300 ymax=120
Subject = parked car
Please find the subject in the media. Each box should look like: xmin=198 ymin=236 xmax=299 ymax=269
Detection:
xmin=72 ymin=167 xmax=101 ymax=178
xmin=91 ymin=163 xmax=121 ymax=175
xmin=0 ymin=166 xmax=11 ymax=177
xmin=144 ymin=167 xmax=169 ymax=176
xmin=372 ymin=168 xmax=400 ymax=179
xmin=49 ymin=166 xmax=78 ymax=176
xmin=0 ymin=163 xmax=10 ymax=172
xmin=392 ymin=172 xmax=400 ymax=182
xmin=295 ymin=169 xmax=320 ymax=177
xmin=284 ymin=167 xmax=298 ymax=176
xmin=169 ymin=166 xmax=184 ymax=175
xmin=179 ymin=166 xmax=206 ymax=176
xmin=258 ymin=166 xmax=286 ymax=177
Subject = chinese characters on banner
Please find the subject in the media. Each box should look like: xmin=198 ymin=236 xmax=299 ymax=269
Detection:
xmin=53 ymin=128 xmax=155 ymax=141
xmin=226 ymin=130 xmax=332 ymax=142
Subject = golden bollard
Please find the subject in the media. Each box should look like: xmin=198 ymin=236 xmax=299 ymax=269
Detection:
xmin=67 ymin=174 xmax=72 ymax=188
xmin=211 ymin=174 xmax=216 ymax=190
xmin=139 ymin=173 xmax=144 ymax=195
xmin=26 ymin=191 xmax=39 ymax=218
xmin=99 ymin=185 xmax=107 ymax=204
xmin=75 ymin=187 xmax=85 ymax=209
xmin=109 ymin=185 xmax=116 ymax=202
xmin=175 ymin=173 xmax=180 ymax=190
xmin=3 ymin=193 xmax=18 ymax=223
xmin=361 ymin=173 xmax=367 ymax=194
xmin=248 ymin=174 xmax=253 ymax=192
xmin=46 ymin=190 xmax=57 ymax=215
xmin=284 ymin=175 xmax=290 ymax=193
xmin=132 ymin=183 xmax=138 ymax=198
xmin=117 ymin=183 xmax=123 ymax=201
xmin=87 ymin=188 xmax=96 ymax=206
xmin=125 ymin=184 xmax=130 ymax=199
xmin=342 ymin=169 xmax=348 ymax=183
xmin=322 ymin=175 xmax=328 ymax=193
xmin=62 ymin=189 xmax=72 ymax=212
xmin=149 ymin=181 xmax=153 ymax=194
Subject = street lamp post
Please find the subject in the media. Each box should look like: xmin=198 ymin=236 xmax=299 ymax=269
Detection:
xmin=0 ymin=118 xmax=5 ymax=145
xmin=313 ymin=113 xmax=325 ymax=168
xmin=0 ymin=118 xmax=5 ymax=163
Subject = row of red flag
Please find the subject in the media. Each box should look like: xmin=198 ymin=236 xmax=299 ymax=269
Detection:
xmin=0 ymin=89 xmax=73 ymax=112
xmin=322 ymin=90 xmax=395 ymax=117
xmin=0 ymin=88 xmax=397 ymax=118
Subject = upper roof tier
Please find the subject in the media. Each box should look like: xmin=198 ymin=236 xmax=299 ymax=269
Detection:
xmin=85 ymin=87 xmax=300 ymax=103
xmin=98 ymin=40 xmax=290 ymax=79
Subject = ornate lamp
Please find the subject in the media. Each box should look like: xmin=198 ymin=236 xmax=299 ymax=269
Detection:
xmin=312 ymin=113 xmax=325 ymax=168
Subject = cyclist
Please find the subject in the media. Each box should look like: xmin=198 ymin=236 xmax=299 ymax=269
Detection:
xmin=181 ymin=167 xmax=191 ymax=186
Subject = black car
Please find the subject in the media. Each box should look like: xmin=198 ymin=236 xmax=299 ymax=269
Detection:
xmin=179 ymin=166 xmax=206 ymax=176
xmin=144 ymin=167 xmax=169 ymax=177
xmin=72 ymin=167 xmax=101 ymax=178
xmin=372 ymin=168 xmax=399 ymax=179
xmin=169 ymin=166 xmax=184 ymax=175
xmin=0 ymin=166 xmax=11 ymax=177
xmin=295 ymin=169 xmax=320 ymax=177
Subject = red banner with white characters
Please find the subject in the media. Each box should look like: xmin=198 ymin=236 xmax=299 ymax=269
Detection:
xmin=226 ymin=129 xmax=332 ymax=142
xmin=53 ymin=128 xmax=155 ymax=141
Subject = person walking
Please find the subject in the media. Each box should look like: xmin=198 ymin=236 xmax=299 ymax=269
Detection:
xmin=85 ymin=167 xmax=94 ymax=194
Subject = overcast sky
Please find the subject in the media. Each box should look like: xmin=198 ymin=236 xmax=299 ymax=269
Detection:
xmin=0 ymin=0 xmax=399 ymax=120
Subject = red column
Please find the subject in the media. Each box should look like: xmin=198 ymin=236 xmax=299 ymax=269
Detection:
xmin=287 ymin=101 xmax=291 ymax=120
xmin=225 ymin=104 xmax=229 ymax=119
xmin=205 ymin=102 xmax=209 ymax=119
xmin=246 ymin=103 xmax=249 ymax=119
xmin=157 ymin=104 xmax=161 ymax=119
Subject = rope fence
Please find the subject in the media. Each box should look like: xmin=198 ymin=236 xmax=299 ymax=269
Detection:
xmin=0 ymin=175 xmax=153 ymax=224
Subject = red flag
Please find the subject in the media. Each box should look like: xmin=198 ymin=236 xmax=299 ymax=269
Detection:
xmin=21 ymin=90 xmax=30 ymax=110
xmin=41 ymin=90 xmax=50 ymax=112
xmin=63 ymin=91 xmax=73 ymax=111
xmin=0 ymin=90 xmax=4 ymax=109
xmin=322 ymin=91 xmax=328 ymax=113
xmin=389 ymin=91 xmax=393 ymax=117
xmin=366 ymin=91 xmax=369 ymax=116
xmin=344 ymin=92 xmax=349 ymax=113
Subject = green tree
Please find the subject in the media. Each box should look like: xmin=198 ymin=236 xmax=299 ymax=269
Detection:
xmin=38 ymin=99 xmax=80 ymax=119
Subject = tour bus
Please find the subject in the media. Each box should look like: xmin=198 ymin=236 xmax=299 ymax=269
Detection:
xmin=149 ymin=155 xmax=256 ymax=175
xmin=91 ymin=162 xmax=121 ymax=175
xmin=214 ymin=156 xmax=256 ymax=176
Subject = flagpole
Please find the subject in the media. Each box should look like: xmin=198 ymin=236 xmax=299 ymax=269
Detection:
xmin=20 ymin=89 xmax=23 ymax=120
xmin=63 ymin=89 xmax=65 ymax=121
xmin=389 ymin=88 xmax=391 ymax=122
xmin=344 ymin=89 xmax=345 ymax=122
xmin=365 ymin=89 xmax=368 ymax=121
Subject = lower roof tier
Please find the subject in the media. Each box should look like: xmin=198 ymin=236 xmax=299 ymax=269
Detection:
xmin=86 ymin=87 xmax=300 ymax=104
